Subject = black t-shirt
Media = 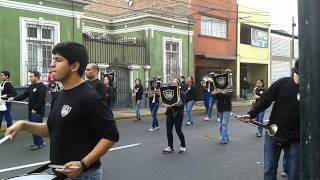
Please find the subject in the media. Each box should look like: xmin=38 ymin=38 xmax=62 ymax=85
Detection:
xmin=0 ymin=81 xmax=17 ymax=100
xmin=215 ymin=92 xmax=232 ymax=112
xmin=254 ymin=87 xmax=266 ymax=103
xmin=14 ymin=82 xmax=47 ymax=115
xmin=134 ymin=85 xmax=143 ymax=102
xmin=248 ymin=77 xmax=299 ymax=141
xmin=47 ymin=82 xmax=119 ymax=166
xmin=87 ymin=79 xmax=107 ymax=99
xmin=106 ymin=86 xmax=116 ymax=107
xmin=148 ymin=88 xmax=160 ymax=104
xmin=185 ymin=85 xmax=196 ymax=102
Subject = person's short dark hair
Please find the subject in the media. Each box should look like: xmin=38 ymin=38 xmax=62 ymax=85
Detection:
xmin=1 ymin=71 xmax=10 ymax=79
xmin=180 ymin=76 xmax=185 ymax=80
xmin=52 ymin=42 xmax=88 ymax=77
xmin=30 ymin=71 xmax=40 ymax=79
xmin=91 ymin=64 xmax=99 ymax=74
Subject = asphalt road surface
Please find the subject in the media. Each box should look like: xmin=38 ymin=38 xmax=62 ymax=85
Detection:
xmin=0 ymin=107 xmax=287 ymax=180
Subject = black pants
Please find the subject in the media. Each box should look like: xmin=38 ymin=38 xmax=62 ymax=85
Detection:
xmin=166 ymin=112 xmax=186 ymax=149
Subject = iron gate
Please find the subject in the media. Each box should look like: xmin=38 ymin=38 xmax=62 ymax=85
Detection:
xmin=83 ymin=33 xmax=146 ymax=108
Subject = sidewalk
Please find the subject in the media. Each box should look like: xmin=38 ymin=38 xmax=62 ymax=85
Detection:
xmin=113 ymin=100 xmax=251 ymax=120
xmin=0 ymin=101 xmax=251 ymax=132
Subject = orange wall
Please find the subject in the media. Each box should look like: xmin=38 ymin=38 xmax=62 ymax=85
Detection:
xmin=192 ymin=0 xmax=237 ymax=57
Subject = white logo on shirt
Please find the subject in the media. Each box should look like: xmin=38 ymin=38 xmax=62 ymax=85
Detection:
xmin=297 ymin=93 xmax=300 ymax=101
xmin=33 ymin=88 xmax=37 ymax=92
xmin=61 ymin=105 xmax=72 ymax=117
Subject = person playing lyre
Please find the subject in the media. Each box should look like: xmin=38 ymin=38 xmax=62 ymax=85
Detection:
xmin=162 ymin=78 xmax=186 ymax=154
xmin=147 ymin=79 xmax=160 ymax=131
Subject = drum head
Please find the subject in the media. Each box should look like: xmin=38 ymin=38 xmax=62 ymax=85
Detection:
xmin=6 ymin=174 xmax=56 ymax=180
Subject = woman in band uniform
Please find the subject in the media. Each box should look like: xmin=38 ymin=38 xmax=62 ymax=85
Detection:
xmin=133 ymin=78 xmax=143 ymax=121
xmin=252 ymin=79 xmax=266 ymax=137
xmin=162 ymin=78 xmax=186 ymax=154
xmin=147 ymin=80 xmax=160 ymax=131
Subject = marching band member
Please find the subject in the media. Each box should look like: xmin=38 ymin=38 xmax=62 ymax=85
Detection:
xmin=240 ymin=60 xmax=300 ymax=180
xmin=6 ymin=42 xmax=119 ymax=179
xmin=133 ymin=78 xmax=143 ymax=121
xmin=0 ymin=71 xmax=17 ymax=129
xmin=185 ymin=76 xmax=196 ymax=126
xmin=147 ymin=79 xmax=160 ymax=131
xmin=162 ymin=78 xmax=186 ymax=154
xmin=252 ymin=79 xmax=266 ymax=137
xmin=212 ymin=69 xmax=233 ymax=145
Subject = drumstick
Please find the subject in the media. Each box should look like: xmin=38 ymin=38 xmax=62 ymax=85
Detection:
xmin=4 ymin=100 xmax=28 ymax=105
xmin=0 ymin=135 xmax=11 ymax=144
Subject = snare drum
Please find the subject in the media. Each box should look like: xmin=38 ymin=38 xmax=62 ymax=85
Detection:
xmin=5 ymin=173 xmax=56 ymax=180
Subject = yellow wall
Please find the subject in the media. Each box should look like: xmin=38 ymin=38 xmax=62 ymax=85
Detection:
xmin=236 ymin=4 xmax=271 ymax=97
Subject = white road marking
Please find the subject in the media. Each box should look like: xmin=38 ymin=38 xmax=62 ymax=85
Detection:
xmin=0 ymin=143 xmax=141 ymax=173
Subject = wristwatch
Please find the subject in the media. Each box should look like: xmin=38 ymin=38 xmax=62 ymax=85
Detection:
xmin=80 ymin=159 xmax=88 ymax=169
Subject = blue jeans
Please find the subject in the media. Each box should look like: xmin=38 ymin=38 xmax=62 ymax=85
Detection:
xmin=242 ymin=89 xmax=248 ymax=100
xmin=203 ymin=91 xmax=211 ymax=112
xmin=149 ymin=102 xmax=159 ymax=128
xmin=264 ymin=134 xmax=300 ymax=180
xmin=66 ymin=167 xmax=102 ymax=180
xmin=218 ymin=112 xmax=230 ymax=143
xmin=29 ymin=113 xmax=44 ymax=146
xmin=283 ymin=150 xmax=288 ymax=174
xmin=207 ymin=95 xmax=215 ymax=119
xmin=0 ymin=103 xmax=13 ymax=128
xmin=255 ymin=111 xmax=265 ymax=134
xmin=135 ymin=100 xmax=143 ymax=120
xmin=186 ymin=100 xmax=195 ymax=123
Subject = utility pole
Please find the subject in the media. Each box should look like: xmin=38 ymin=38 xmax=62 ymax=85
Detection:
xmin=299 ymin=0 xmax=320 ymax=179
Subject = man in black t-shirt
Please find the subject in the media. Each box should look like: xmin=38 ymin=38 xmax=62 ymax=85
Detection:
xmin=6 ymin=42 xmax=119 ymax=179
xmin=241 ymin=60 xmax=300 ymax=180
xmin=85 ymin=63 xmax=106 ymax=100
xmin=13 ymin=71 xmax=47 ymax=150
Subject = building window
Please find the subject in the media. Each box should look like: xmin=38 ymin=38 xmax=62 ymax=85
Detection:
xmin=201 ymin=16 xmax=227 ymax=38
xmin=241 ymin=23 xmax=268 ymax=48
xmin=164 ymin=40 xmax=181 ymax=83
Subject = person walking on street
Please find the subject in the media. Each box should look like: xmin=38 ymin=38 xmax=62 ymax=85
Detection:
xmin=162 ymin=78 xmax=186 ymax=154
xmin=0 ymin=71 xmax=17 ymax=129
xmin=6 ymin=42 xmax=119 ymax=179
xmin=133 ymin=78 xmax=143 ymax=121
xmin=12 ymin=71 xmax=47 ymax=150
xmin=85 ymin=63 xmax=107 ymax=99
xmin=147 ymin=79 xmax=160 ymax=131
xmin=241 ymin=60 xmax=300 ymax=180
xmin=252 ymin=79 xmax=266 ymax=137
xmin=241 ymin=77 xmax=249 ymax=101
xmin=185 ymin=76 xmax=196 ymax=126
xmin=214 ymin=88 xmax=232 ymax=145
xmin=103 ymin=75 xmax=116 ymax=113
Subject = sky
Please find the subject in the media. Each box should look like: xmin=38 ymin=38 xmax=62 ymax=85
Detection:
xmin=238 ymin=0 xmax=298 ymax=34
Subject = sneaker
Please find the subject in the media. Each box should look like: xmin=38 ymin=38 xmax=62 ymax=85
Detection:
xmin=186 ymin=121 xmax=191 ymax=126
xmin=162 ymin=147 xmax=174 ymax=154
xmin=204 ymin=117 xmax=212 ymax=121
xmin=281 ymin=172 xmax=288 ymax=177
xmin=153 ymin=126 xmax=160 ymax=130
xmin=220 ymin=141 xmax=228 ymax=145
xmin=256 ymin=133 xmax=262 ymax=137
xmin=148 ymin=127 xmax=155 ymax=132
xmin=30 ymin=144 xmax=44 ymax=151
xmin=179 ymin=147 xmax=186 ymax=154
xmin=217 ymin=118 xmax=221 ymax=122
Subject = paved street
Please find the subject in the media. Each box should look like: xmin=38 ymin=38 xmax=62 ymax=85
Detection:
xmin=0 ymin=107 xmax=286 ymax=180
